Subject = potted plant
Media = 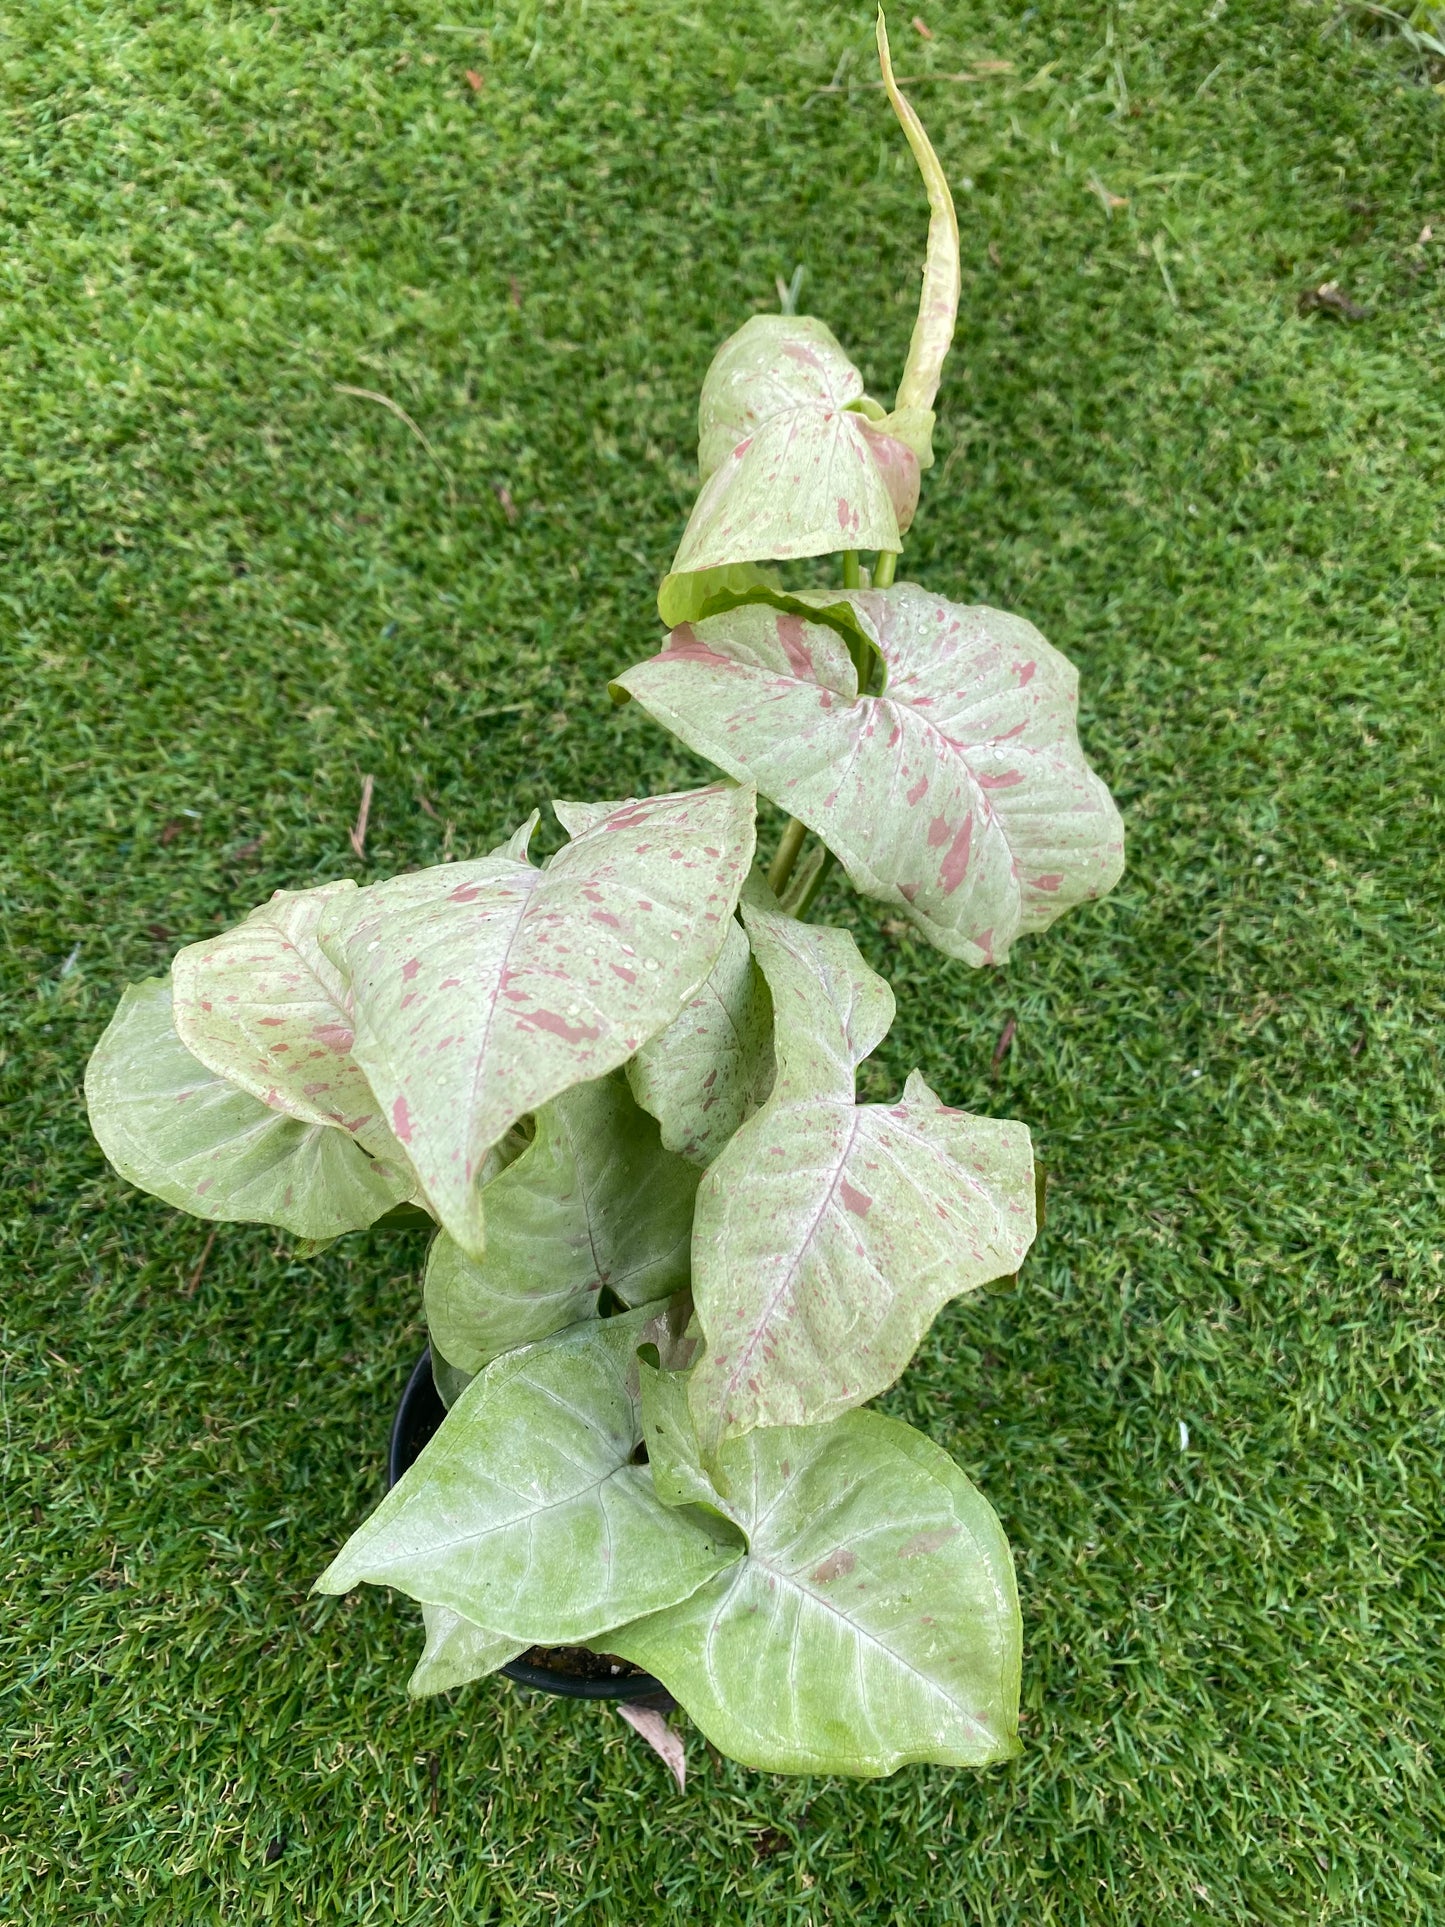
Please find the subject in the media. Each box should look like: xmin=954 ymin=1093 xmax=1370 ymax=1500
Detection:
xmin=84 ymin=16 xmax=1123 ymax=1779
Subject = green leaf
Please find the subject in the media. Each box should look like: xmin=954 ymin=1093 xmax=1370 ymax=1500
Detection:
xmin=687 ymin=904 xmax=1035 ymax=1451
xmin=655 ymin=561 xmax=782 ymax=631
xmin=424 ymin=1072 xmax=701 ymax=1373
xmin=614 ymin=584 xmax=1125 ymax=965
xmin=877 ymin=13 xmax=960 ymax=449
xmin=430 ymin=1346 xmax=475 ymax=1411
xmin=170 ymin=881 xmax=414 ymax=1171
xmin=409 ymin=1603 xmax=523 ymax=1697
xmin=314 ymin=1307 xmax=743 ymax=1646
xmin=660 ymin=316 xmax=920 ymax=605
xmin=316 ymin=784 xmax=756 ymax=1259
xmin=607 ymin=1400 xmax=1022 ymax=1777
xmin=626 ymin=921 xmax=774 ymax=1168
xmin=84 ymin=978 xmax=412 ymax=1238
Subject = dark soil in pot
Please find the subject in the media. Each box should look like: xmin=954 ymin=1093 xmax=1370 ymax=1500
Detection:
xmin=389 ymin=1348 xmax=673 ymax=1707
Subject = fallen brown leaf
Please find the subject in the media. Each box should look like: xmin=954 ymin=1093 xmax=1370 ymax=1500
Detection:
xmin=911 ymin=14 xmax=934 ymax=36
xmin=617 ymin=1703 xmax=685 ymax=1791
xmin=495 ymin=483 xmax=519 ymax=525
xmin=464 ymin=68 xmax=484 ymax=92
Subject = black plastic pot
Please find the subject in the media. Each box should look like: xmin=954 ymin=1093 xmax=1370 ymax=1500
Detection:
xmin=389 ymin=1349 xmax=672 ymax=1706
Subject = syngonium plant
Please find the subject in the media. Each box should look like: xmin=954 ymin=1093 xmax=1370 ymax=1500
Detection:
xmin=84 ymin=17 xmax=1124 ymax=1778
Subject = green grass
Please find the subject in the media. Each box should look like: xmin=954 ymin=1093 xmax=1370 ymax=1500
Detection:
xmin=2 ymin=0 xmax=1442 ymax=1920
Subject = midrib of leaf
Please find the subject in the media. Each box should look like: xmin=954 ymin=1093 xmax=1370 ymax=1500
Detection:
xmin=454 ymin=868 xmax=544 ymax=1151
xmin=709 ymin=1541 xmax=999 ymax=1749
xmin=713 ymin=1101 xmax=864 ymax=1412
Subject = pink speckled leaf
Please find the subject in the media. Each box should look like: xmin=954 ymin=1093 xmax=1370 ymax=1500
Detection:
xmin=614 ymin=583 xmax=1125 ymax=966
xmin=658 ymin=316 xmax=918 ymax=621
xmin=316 ymin=785 xmax=756 ymax=1258
xmin=84 ymin=978 xmax=411 ymax=1239
xmin=170 ymin=882 xmax=409 ymax=1170
xmin=626 ymin=920 xmax=775 ymax=1168
xmin=686 ymin=904 xmax=1035 ymax=1453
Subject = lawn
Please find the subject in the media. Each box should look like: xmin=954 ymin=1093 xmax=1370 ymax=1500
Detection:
xmin=2 ymin=1 xmax=1442 ymax=1921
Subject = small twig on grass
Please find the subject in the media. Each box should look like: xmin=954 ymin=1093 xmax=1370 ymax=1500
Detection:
xmin=185 ymin=1226 xmax=218 ymax=1298
xmin=991 ymin=1015 xmax=1017 ymax=1075
xmin=350 ymin=774 xmax=375 ymax=860
xmin=334 ymin=384 xmax=458 ymax=515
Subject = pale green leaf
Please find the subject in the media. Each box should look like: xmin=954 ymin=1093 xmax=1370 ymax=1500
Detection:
xmin=626 ymin=921 xmax=774 ymax=1167
xmin=662 ymin=316 xmax=920 ymax=598
xmin=430 ymin=1346 xmax=475 ymax=1411
xmin=170 ymin=881 xmax=414 ymax=1173
xmin=314 ymin=1307 xmax=743 ymax=1646
xmin=316 ymin=784 xmax=756 ymax=1259
xmin=409 ymin=1603 xmax=523 ymax=1697
xmin=687 ymin=905 xmax=1035 ymax=1450
xmin=424 ymin=1072 xmax=700 ymax=1373
xmin=614 ymin=584 xmax=1125 ymax=966
xmin=655 ymin=561 xmax=782 ymax=632
xmin=85 ymin=979 xmax=411 ymax=1238
xmin=608 ymin=1401 xmax=1022 ymax=1776
xmin=877 ymin=13 xmax=960 ymax=444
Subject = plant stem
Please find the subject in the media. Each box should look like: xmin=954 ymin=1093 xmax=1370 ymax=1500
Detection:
xmin=766 ymin=816 xmax=809 ymax=898
xmin=842 ymin=549 xmax=861 ymax=589
xmin=791 ymin=846 xmax=836 ymax=917
xmin=873 ymin=549 xmax=898 ymax=588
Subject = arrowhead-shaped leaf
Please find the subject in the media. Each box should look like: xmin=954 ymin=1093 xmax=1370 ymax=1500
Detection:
xmin=316 ymin=784 xmax=756 ymax=1258
xmin=609 ymin=1386 xmax=1022 ymax=1777
xmin=424 ymin=1072 xmax=701 ymax=1373
xmin=687 ymin=905 xmax=1035 ymax=1451
xmin=314 ymin=1307 xmax=743 ymax=1646
xmin=409 ymin=1603 xmax=524 ymax=1697
xmin=626 ymin=920 xmax=775 ymax=1167
xmin=614 ymin=584 xmax=1125 ymax=965
xmin=658 ymin=316 xmax=920 ymax=620
xmin=85 ymin=979 xmax=411 ymax=1238
xmin=170 ymin=881 xmax=413 ymax=1171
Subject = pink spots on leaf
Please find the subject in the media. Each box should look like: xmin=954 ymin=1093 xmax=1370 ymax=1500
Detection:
xmin=1032 ymin=874 xmax=1063 ymax=893
xmin=521 ymin=1010 xmax=602 ymax=1045
xmin=940 ymin=815 xmax=974 ymax=896
xmin=810 ymin=1548 xmax=857 ymax=1584
xmin=977 ymin=769 xmax=1024 ymax=791
xmin=839 ymin=1180 xmax=872 ymax=1219
xmin=1017 ymin=660 xmax=1037 ymax=687
xmin=776 ymin=615 xmax=813 ymax=679
xmin=257 ymin=1017 xmax=285 ymax=1029
xmin=440 ymin=975 xmax=461 ymax=990
xmin=391 ymin=1096 xmax=413 ymax=1143
xmin=401 ymin=957 xmax=421 ymax=982
xmin=927 ymin=814 xmax=951 ymax=850
xmin=609 ymin=963 xmax=636 ymax=985
xmin=906 ymin=776 xmax=928 ymax=808
xmin=448 ymin=883 xmax=481 ymax=903
xmin=898 ymin=881 xmax=920 ymax=903
xmin=312 ymin=1023 xmax=355 ymax=1053
xmin=897 ymin=1526 xmax=960 ymax=1560
xmin=590 ymin=909 xmax=621 ymax=929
